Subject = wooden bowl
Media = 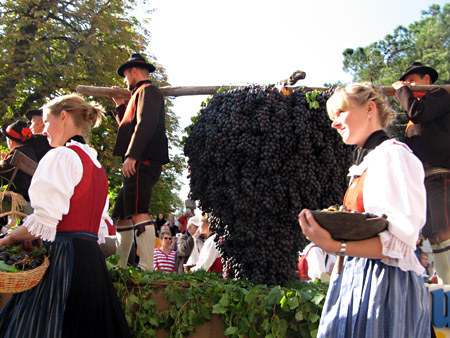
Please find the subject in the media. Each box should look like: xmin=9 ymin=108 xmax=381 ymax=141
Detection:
xmin=310 ymin=210 xmax=388 ymax=241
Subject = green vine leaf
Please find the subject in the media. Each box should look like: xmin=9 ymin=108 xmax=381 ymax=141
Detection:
xmin=224 ymin=326 xmax=238 ymax=335
xmin=212 ymin=303 xmax=227 ymax=314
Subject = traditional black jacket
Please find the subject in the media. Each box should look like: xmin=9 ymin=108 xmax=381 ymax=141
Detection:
xmin=396 ymin=86 xmax=450 ymax=169
xmin=113 ymin=80 xmax=169 ymax=164
xmin=0 ymin=145 xmax=37 ymax=201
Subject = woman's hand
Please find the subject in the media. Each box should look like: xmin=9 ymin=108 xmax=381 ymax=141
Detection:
xmin=0 ymin=235 xmax=14 ymax=247
xmin=298 ymin=209 xmax=340 ymax=253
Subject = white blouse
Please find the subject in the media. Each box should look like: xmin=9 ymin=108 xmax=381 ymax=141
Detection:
xmin=347 ymin=139 xmax=426 ymax=275
xmin=191 ymin=234 xmax=220 ymax=272
xmin=24 ymin=140 xmax=109 ymax=243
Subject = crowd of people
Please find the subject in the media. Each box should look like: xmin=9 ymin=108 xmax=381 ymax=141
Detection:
xmin=121 ymin=209 xmax=222 ymax=275
xmin=0 ymin=54 xmax=447 ymax=338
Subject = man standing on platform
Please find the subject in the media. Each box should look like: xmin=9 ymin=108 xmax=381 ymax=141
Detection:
xmin=111 ymin=53 xmax=169 ymax=270
xmin=392 ymin=62 xmax=450 ymax=284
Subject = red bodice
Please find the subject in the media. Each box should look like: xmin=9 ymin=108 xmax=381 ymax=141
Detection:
xmin=208 ymin=257 xmax=223 ymax=274
xmin=343 ymin=171 xmax=367 ymax=213
xmin=57 ymin=146 xmax=108 ymax=234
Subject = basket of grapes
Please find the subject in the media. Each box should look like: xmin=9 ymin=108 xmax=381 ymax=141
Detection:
xmin=0 ymin=244 xmax=49 ymax=293
xmin=310 ymin=205 xmax=389 ymax=241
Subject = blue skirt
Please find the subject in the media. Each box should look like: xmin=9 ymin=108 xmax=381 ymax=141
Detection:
xmin=0 ymin=231 xmax=130 ymax=338
xmin=318 ymin=257 xmax=431 ymax=338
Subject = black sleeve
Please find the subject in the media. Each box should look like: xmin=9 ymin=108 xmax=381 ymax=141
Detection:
xmin=396 ymin=86 xmax=450 ymax=123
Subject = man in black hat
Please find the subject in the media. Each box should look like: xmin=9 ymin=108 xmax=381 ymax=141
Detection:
xmin=392 ymin=62 xmax=450 ymax=284
xmin=110 ymin=53 xmax=169 ymax=271
xmin=24 ymin=108 xmax=52 ymax=161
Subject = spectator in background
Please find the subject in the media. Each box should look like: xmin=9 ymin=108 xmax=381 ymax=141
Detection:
xmin=191 ymin=214 xmax=222 ymax=274
xmin=178 ymin=208 xmax=193 ymax=233
xmin=157 ymin=224 xmax=177 ymax=251
xmin=155 ymin=212 xmax=166 ymax=235
xmin=24 ymin=108 xmax=52 ymax=161
xmin=175 ymin=216 xmax=202 ymax=273
xmin=419 ymin=251 xmax=429 ymax=273
xmin=164 ymin=213 xmax=181 ymax=236
xmin=298 ymin=242 xmax=336 ymax=281
xmin=154 ymin=230 xmax=176 ymax=273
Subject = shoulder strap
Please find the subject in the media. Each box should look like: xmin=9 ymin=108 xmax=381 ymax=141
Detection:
xmin=119 ymin=83 xmax=150 ymax=127
xmin=304 ymin=244 xmax=316 ymax=257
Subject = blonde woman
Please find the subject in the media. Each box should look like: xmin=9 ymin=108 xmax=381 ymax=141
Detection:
xmin=0 ymin=94 xmax=130 ymax=337
xmin=299 ymin=83 xmax=430 ymax=337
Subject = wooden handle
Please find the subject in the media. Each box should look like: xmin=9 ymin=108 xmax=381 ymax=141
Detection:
xmin=76 ymin=84 xmax=450 ymax=99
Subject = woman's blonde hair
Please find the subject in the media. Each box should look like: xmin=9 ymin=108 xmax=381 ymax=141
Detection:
xmin=43 ymin=94 xmax=104 ymax=135
xmin=326 ymin=83 xmax=396 ymax=128
xmin=159 ymin=230 xmax=172 ymax=239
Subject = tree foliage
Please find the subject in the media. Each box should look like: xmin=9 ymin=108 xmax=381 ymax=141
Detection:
xmin=342 ymin=4 xmax=450 ymax=85
xmin=0 ymin=0 xmax=185 ymax=215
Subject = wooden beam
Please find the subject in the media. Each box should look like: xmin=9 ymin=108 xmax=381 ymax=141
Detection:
xmin=76 ymin=84 xmax=450 ymax=99
xmin=76 ymin=85 xmax=242 ymax=99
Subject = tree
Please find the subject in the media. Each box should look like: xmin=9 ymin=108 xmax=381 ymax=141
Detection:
xmin=341 ymin=3 xmax=450 ymax=139
xmin=0 ymin=0 xmax=185 ymax=214
xmin=342 ymin=4 xmax=450 ymax=85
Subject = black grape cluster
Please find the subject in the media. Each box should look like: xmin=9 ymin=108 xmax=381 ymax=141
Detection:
xmin=184 ymin=85 xmax=353 ymax=286
xmin=0 ymin=245 xmax=46 ymax=271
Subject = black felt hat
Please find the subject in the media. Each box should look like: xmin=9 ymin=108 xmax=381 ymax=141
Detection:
xmin=24 ymin=108 xmax=43 ymax=121
xmin=1 ymin=120 xmax=33 ymax=144
xmin=399 ymin=62 xmax=438 ymax=83
xmin=117 ymin=53 xmax=156 ymax=77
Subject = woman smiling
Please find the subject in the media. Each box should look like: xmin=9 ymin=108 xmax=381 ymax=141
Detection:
xmin=299 ymin=83 xmax=431 ymax=337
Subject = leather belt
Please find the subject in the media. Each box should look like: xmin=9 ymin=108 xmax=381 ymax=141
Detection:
xmin=116 ymin=226 xmax=134 ymax=232
xmin=425 ymin=167 xmax=450 ymax=178
xmin=432 ymin=244 xmax=450 ymax=254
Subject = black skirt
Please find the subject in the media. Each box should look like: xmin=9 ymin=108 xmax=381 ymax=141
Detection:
xmin=0 ymin=231 xmax=131 ymax=338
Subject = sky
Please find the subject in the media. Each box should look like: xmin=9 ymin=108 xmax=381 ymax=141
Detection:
xmin=143 ymin=0 xmax=448 ymax=211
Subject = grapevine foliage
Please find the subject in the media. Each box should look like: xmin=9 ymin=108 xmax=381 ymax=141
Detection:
xmin=184 ymin=85 xmax=353 ymax=285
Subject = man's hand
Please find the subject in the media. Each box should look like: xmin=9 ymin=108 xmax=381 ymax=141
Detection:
xmin=111 ymin=85 xmax=125 ymax=106
xmin=123 ymin=157 xmax=137 ymax=178
xmin=392 ymin=81 xmax=410 ymax=90
xmin=193 ymin=227 xmax=202 ymax=239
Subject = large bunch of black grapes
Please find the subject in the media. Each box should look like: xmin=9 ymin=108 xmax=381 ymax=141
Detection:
xmin=184 ymin=85 xmax=353 ymax=286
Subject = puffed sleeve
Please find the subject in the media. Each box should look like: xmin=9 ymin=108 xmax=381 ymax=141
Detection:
xmin=23 ymin=147 xmax=82 ymax=241
xmin=191 ymin=237 xmax=220 ymax=272
xmin=363 ymin=141 xmax=426 ymax=274
xmin=306 ymin=247 xmax=327 ymax=281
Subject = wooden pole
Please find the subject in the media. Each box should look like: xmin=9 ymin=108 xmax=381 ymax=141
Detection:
xmin=76 ymin=85 xmax=242 ymax=99
xmin=76 ymin=84 xmax=450 ymax=99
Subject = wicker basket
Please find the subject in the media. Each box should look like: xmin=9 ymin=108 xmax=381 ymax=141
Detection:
xmin=0 ymin=255 xmax=50 ymax=293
